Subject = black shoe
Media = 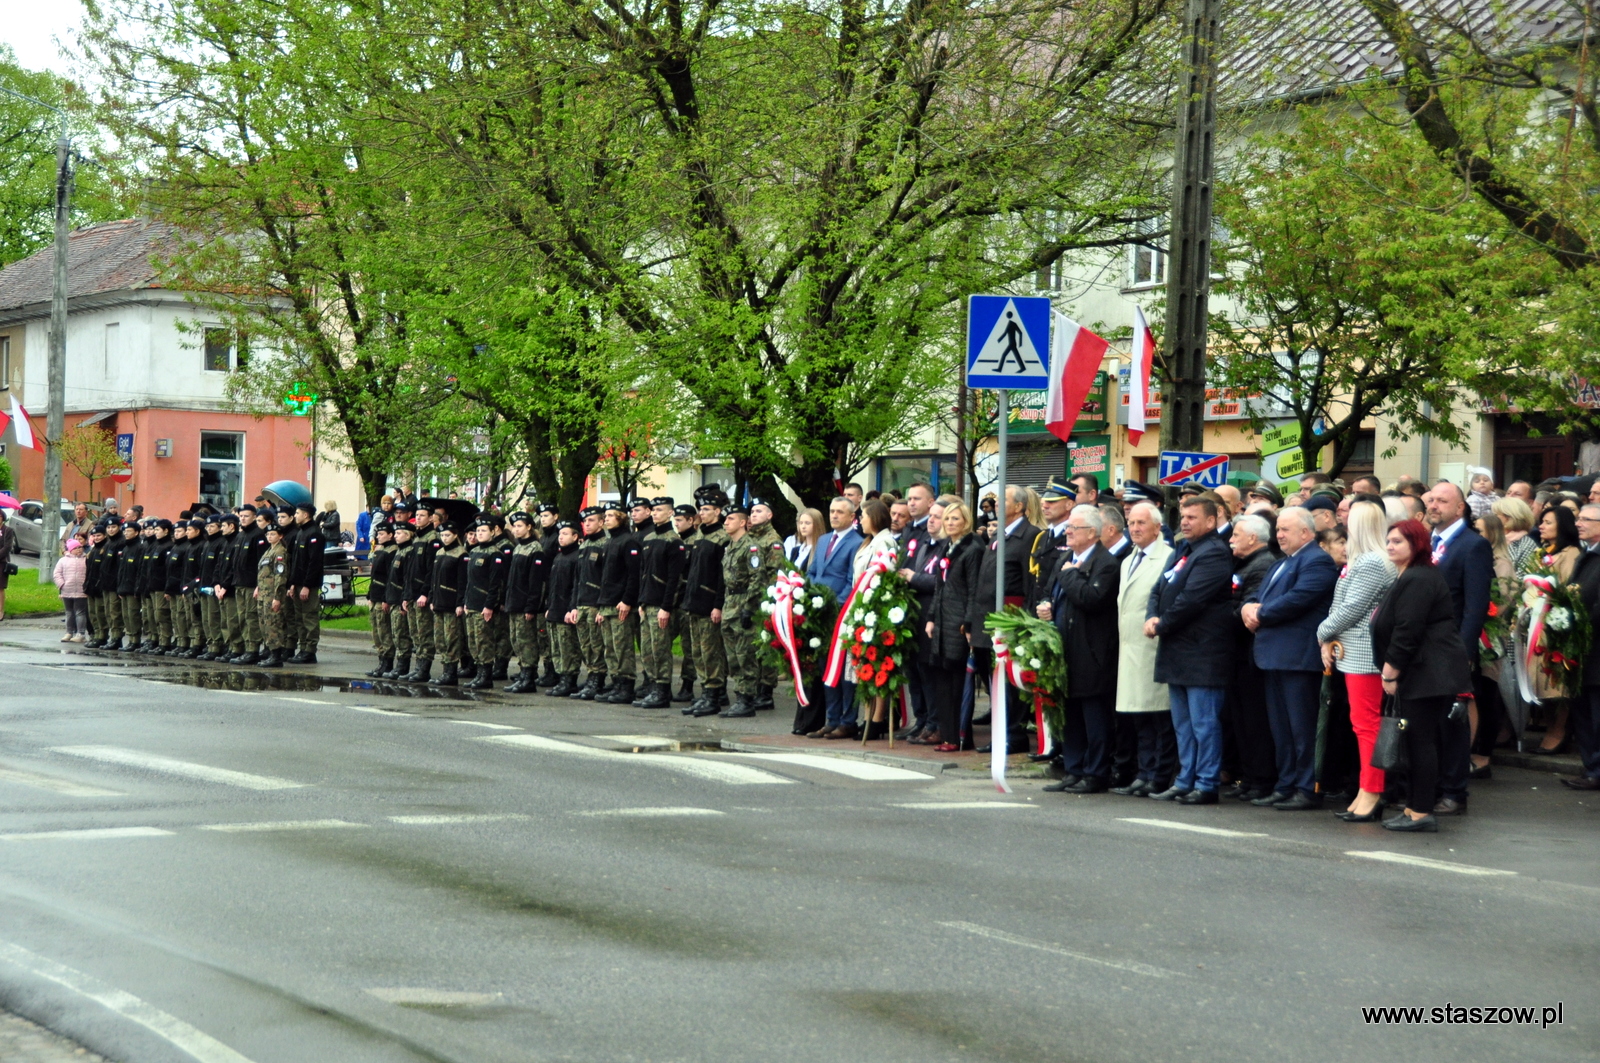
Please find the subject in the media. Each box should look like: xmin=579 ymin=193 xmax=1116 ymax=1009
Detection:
xmin=1178 ymin=789 xmax=1219 ymax=805
xmin=1432 ymin=797 xmax=1467 ymax=816
xmin=404 ymin=659 xmax=433 ymax=683
xmin=673 ymin=679 xmax=695 ymax=704
xmin=505 ymin=668 xmax=536 ymax=694
xmin=382 ymin=655 xmax=410 ymax=680
xmin=1383 ymin=813 xmax=1438 ymax=832
xmin=569 ymin=675 xmax=600 ymax=700
xmin=1148 ymin=786 xmax=1189 ymax=801
xmin=1468 ymin=761 xmax=1493 ymax=780
xmin=1064 ymin=777 xmax=1108 ymax=795
xmin=229 ymin=652 xmax=256 ymax=665
xmin=1041 ymin=775 xmax=1082 ymax=793
xmin=691 ymin=691 xmax=726 ymax=717
xmin=720 ymin=695 xmax=756 ymax=719
xmin=1027 ymin=745 xmax=1063 ymax=763
xmin=1336 ymin=807 xmax=1383 ymax=822
xmin=1111 ymin=779 xmax=1153 ymax=797
xmin=637 ymin=682 xmax=671 ymax=709
xmin=752 ymin=684 xmax=775 ymax=712
xmin=1251 ymin=790 xmax=1293 ymax=807
xmin=596 ymin=675 xmax=614 ymax=697
xmin=970 ymin=712 xmax=991 ymax=726
xmin=547 ymin=673 xmax=578 ymax=697
xmin=1220 ymin=783 xmax=1248 ymax=800
xmin=1235 ymin=786 xmax=1270 ymax=802
xmin=1273 ymin=793 xmax=1323 ymax=811
xmin=431 ymin=664 xmax=460 ymax=687
xmin=289 ymin=651 xmax=317 ymax=665
xmin=258 ymin=649 xmax=284 ymax=668
xmin=366 ymin=656 xmax=392 ymax=678
xmin=1560 ymin=775 xmax=1600 ymax=790
xmin=536 ymin=662 xmax=559 ymax=688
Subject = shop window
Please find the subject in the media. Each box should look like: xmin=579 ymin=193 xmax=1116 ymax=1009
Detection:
xmin=879 ymin=455 xmax=957 ymax=497
xmin=203 ymin=327 xmax=246 ymax=372
xmin=199 ymin=432 xmax=244 ymax=510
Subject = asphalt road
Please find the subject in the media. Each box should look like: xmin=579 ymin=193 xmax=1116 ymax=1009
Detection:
xmin=0 ymin=624 xmax=1595 ymax=1063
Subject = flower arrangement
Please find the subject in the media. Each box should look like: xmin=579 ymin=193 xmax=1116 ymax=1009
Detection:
xmin=1479 ymin=581 xmax=1515 ymax=662
xmin=835 ymin=546 xmax=920 ymax=706
xmin=1516 ymin=553 xmax=1592 ymax=697
xmin=760 ymin=572 xmax=837 ymax=703
xmin=985 ymin=606 xmax=1068 ymax=737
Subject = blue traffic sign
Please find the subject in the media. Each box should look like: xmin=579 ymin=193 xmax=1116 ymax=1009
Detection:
xmin=966 ymin=295 xmax=1052 ymax=390
xmin=1158 ymin=450 xmax=1230 ymax=488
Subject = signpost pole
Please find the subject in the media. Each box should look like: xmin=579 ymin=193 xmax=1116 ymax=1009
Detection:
xmin=40 ymin=135 xmax=70 ymax=584
xmin=995 ymin=389 xmax=1007 ymax=613
xmin=991 ymin=388 xmax=1009 ymax=792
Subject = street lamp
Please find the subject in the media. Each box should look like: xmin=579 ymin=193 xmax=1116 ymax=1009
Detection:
xmin=0 ymin=85 xmax=72 ymax=582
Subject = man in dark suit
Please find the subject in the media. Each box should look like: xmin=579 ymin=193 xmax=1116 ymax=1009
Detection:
xmin=1564 ymin=504 xmax=1600 ymax=790
xmin=1242 ymin=506 xmax=1338 ymax=810
xmin=896 ymin=482 xmax=938 ymax=738
xmin=972 ymin=485 xmax=1040 ymax=754
xmin=1145 ymin=495 xmax=1237 ymax=804
xmin=1027 ymin=478 xmax=1077 ymax=611
xmin=1424 ymin=481 xmax=1493 ymax=814
xmin=809 ymin=496 xmax=865 ymax=736
xmin=1036 ymin=504 xmax=1121 ymax=793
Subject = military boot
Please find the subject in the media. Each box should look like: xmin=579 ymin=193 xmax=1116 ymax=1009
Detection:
xmin=596 ymin=675 xmax=615 ymax=699
xmin=752 ymin=684 xmax=775 ymax=712
xmin=673 ymin=677 xmax=695 ymax=703
xmin=258 ymin=649 xmax=284 ymax=668
xmin=232 ymin=650 xmax=260 ymax=665
xmin=458 ymin=660 xmax=477 ymax=680
xmin=467 ymin=667 xmax=494 ymax=691
xmin=430 ymin=663 xmax=460 ymax=687
xmin=366 ymin=655 xmax=392 ymax=678
xmin=631 ymin=679 xmax=655 ymax=707
xmin=601 ymin=677 xmax=635 ymax=705
xmin=569 ymin=673 xmax=601 ymax=700
xmin=402 ymin=657 xmax=430 ymax=682
xmin=493 ymin=658 xmax=510 ymax=681
xmin=504 ymin=668 xmax=536 ymax=693
xmin=691 ymin=688 xmax=727 ymax=717
xmin=536 ymin=661 xmax=559 ymax=687
xmin=383 ymin=654 xmax=410 ymax=680
xmin=637 ymin=682 xmax=671 ymax=709
xmin=548 ymin=672 xmax=578 ymax=697
xmin=720 ymin=694 xmax=756 ymax=719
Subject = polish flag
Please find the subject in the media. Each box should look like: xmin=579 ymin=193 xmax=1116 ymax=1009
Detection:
xmin=4 ymin=394 xmax=44 ymax=452
xmin=1127 ymin=305 xmax=1156 ymax=445
xmin=1045 ymin=312 xmax=1110 ymax=443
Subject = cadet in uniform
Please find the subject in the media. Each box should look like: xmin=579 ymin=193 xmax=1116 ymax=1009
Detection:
xmin=633 ymin=498 xmax=686 ymax=709
xmin=671 ymin=495 xmax=708 ymax=705
xmin=163 ymin=518 xmax=193 ymax=655
xmin=462 ymin=519 xmax=507 ymax=690
xmin=595 ymin=502 xmax=642 ymax=705
xmin=717 ymin=503 xmax=782 ymax=717
xmin=255 ymin=523 xmax=290 ymax=667
xmin=112 ymin=522 xmax=144 ymax=650
xmin=404 ymin=507 xmax=439 ymax=679
xmin=485 ymin=514 xmax=516 ymax=679
xmin=745 ymin=498 xmax=787 ymax=711
xmin=366 ymin=522 xmax=396 ymax=677
xmin=215 ymin=512 xmax=247 ymax=658
xmin=195 ymin=515 xmax=225 ymax=658
xmin=502 ymin=512 xmax=547 ymax=693
xmin=179 ymin=518 xmax=207 ymax=657
xmin=681 ymin=490 xmax=729 ymax=716
xmin=569 ymin=506 xmax=609 ymax=701
xmin=381 ymin=521 xmax=416 ymax=678
xmin=140 ymin=520 xmax=173 ymax=653
xmin=429 ymin=521 xmax=469 ymax=685
xmin=544 ymin=519 xmax=583 ymax=695
xmin=82 ymin=525 xmax=110 ymax=647
xmin=285 ymin=503 xmax=325 ymax=663
xmin=229 ymin=505 xmax=269 ymax=663
xmin=533 ymin=503 xmax=561 ymax=686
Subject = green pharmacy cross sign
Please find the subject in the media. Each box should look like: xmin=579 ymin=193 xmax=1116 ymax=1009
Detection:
xmin=282 ymin=382 xmax=319 ymax=416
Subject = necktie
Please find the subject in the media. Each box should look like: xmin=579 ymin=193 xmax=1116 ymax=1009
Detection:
xmin=1128 ymin=549 xmax=1144 ymax=576
xmin=1431 ymin=533 xmax=1442 ymax=552
xmin=825 ymin=535 xmax=839 ymax=560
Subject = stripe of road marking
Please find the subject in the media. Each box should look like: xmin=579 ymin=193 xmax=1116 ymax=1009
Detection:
xmin=891 ymin=801 xmax=1037 ymax=810
xmin=275 ymin=697 xmax=336 ymax=705
xmin=448 ymin=720 xmax=522 ymax=730
xmin=198 ymin=820 xmax=366 ymax=833
xmin=1120 ymin=817 xmax=1270 ymax=839
xmin=0 ymin=766 xmax=124 ymax=797
xmin=0 ymin=939 xmax=257 ymax=1063
xmin=476 ymin=734 xmax=792 ymax=785
xmin=940 ymin=921 xmax=1184 ymax=979
xmin=572 ymin=807 xmax=726 ymax=818
xmin=0 ymin=827 xmax=173 ymax=842
xmin=591 ymin=734 xmax=676 ymax=749
xmin=1345 ymin=850 xmax=1517 ymax=877
xmin=347 ymin=706 xmax=399 ymax=715
xmin=388 ymin=813 xmax=531 ymax=825
xmin=50 ymin=746 xmax=307 ymax=791
xmin=717 ymin=752 xmax=930 ymax=781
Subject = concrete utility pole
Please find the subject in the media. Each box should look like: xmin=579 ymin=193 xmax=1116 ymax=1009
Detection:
xmin=42 ymin=133 xmax=71 ymax=580
xmin=1160 ymin=0 xmax=1220 ymax=455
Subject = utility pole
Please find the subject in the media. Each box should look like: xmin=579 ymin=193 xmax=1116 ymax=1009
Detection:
xmin=42 ymin=134 xmax=71 ymax=580
xmin=1160 ymin=0 xmax=1220 ymax=455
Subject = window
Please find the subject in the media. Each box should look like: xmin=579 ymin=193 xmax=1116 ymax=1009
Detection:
xmin=1129 ymin=237 xmax=1166 ymax=288
xmin=199 ymin=432 xmax=245 ymax=510
xmin=700 ymin=463 xmax=735 ymax=498
xmin=1344 ymin=429 xmax=1376 ymax=475
xmin=103 ymin=323 xmax=119 ymax=376
xmin=0 ymin=335 xmax=9 ymax=390
xmin=203 ymin=327 xmax=246 ymax=372
xmin=878 ymin=455 xmax=956 ymax=497
xmin=1035 ymin=258 xmax=1064 ymax=292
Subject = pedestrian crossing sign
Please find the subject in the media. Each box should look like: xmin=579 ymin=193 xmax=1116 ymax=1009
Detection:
xmin=966 ymin=295 xmax=1052 ymax=390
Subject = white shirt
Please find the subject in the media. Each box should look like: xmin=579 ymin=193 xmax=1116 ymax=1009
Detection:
xmin=1105 ymin=534 xmax=1128 ymax=555
xmin=1004 ymin=516 xmax=1025 ymax=538
xmin=1070 ymin=543 xmax=1099 ymax=565
xmin=1434 ymin=518 xmax=1466 ymax=546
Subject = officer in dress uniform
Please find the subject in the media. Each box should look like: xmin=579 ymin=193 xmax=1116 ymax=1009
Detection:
xmin=569 ymin=506 xmax=610 ymax=701
xmin=633 ymin=498 xmax=687 ymax=709
xmin=429 ymin=521 xmax=470 ymax=685
xmin=544 ymin=519 xmax=584 ymax=695
xmin=681 ymin=489 xmax=729 ymax=716
xmin=596 ymin=501 xmax=643 ymax=705
xmin=366 ymin=522 xmax=396 ymax=677
xmin=502 ymin=512 xmax=547 ymax=693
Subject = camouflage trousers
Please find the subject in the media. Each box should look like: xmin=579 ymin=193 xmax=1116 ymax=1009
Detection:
xmin=639 ymin=608 xmax=676 ymax=684
xmin=535 ymin=614 xmax=552 ymax=670
xmin=370 ymin=602 xmax=393 ymax=653
xmin=575 ymin=606 xmax=606 ymax=675
xmin=675 ymin=608 xmax=696 ymax=683
xmin=510 ymin=614 xmax=538 ymax=669
xmin=551 ymin=619 xmax=581 ymax=675
xmin=389 ymin=604 xmax=413 ymax=658
xmin=436 ymin=609 xmax=466 ymax=664
xmin=259 ymin=596 xmax=287 ymax=650
xmin=723 ymin=609 xmax=758 ymax=696
xmin=598 ymin=606 xmax=637 ymax=681
xmin=686 ymin=613 xmax=726 ymax=692
xmin=465 ymin=610 xmax=504 ymax=665
xmin=220 ymin=592 xmax=242 ymax=653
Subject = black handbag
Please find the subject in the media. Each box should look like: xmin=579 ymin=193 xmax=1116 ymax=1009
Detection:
xmin=1371 ymin=694 xmax=1408 ymax=771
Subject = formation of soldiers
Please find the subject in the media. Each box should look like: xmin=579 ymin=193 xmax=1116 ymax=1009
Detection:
xmin=365 ymin=489 xmax=787 ymax=714
xmin=76 ymin=502 xmax=329 ymax=665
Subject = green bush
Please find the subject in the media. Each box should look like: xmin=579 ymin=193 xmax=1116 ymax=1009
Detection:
xmin=0 ymin=456 xmax=13 ymax=492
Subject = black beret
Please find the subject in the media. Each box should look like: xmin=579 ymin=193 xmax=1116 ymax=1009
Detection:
xmin=554 ymin=518 xmax=577 ymax=532
xmin=579 ymin=505 xmax=604 ymax=519
xmin=535 ymin=503 xmax=558 ymax=514
xmin=603 ymin=500 xmax=627 ymax=513
xmin=508 ymin=511 xmax=532 ymax=525
xmin=156 ymin=519 xmax=174 ymax=531
xmin=219 ymin=513 xmax=240 ymax=526
xmin=749 ymin=497 xmax=773 ymax=509
xmin=629 ymin=498 xmax=652 ymax=509
xmin=651 ymin=496 xmax=674 ymax=508
xmin=438 ymin=521 xmax=460 ymax=534
xmin=295 ymin=502 xmax=316 ymax=515
xmin=674 ymin=504 xmax=697 ymax=517
xmin=237 ymin=503 xmax=257 ymax=514
xmin=1303 ymin=493 xmax=1338 ymax=513
xmin=724 ymin=502 xmax=750 ymax=516
xmin=698 ymin=492 xmax=728 ymax=509
xmin=393 ymin=521 xmax=414 ymax=533
xmin=374 ymin=521 xmax=394 ymax=534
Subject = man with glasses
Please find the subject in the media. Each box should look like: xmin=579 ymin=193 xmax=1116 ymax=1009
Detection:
xmin=1568 ymin=505 xmax=1600 ymax=791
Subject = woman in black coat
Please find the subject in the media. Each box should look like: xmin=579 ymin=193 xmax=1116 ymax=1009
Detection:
xmin=1369 ymin=519 xmax=1472 ymax=833
xmin=924 ymin=503 xmax=983 ymax=751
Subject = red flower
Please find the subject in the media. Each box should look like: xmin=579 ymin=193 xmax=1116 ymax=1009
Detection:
xmin=1551 ymin=652 xmax=1566 ymax=665
xmin=881 ymin=656 xmax=895 ymax=672
xmin=1020 ymin=669 xmax=1038 ymax=686
xmin=858 ymin=665 xmax=875 ymax=682
xmin=874 ymin=670 xmax=888 ymax=687
xmin=856 ymin=626 xmax=869 ymax=641
xmin=867 ymin=646 xmax=878 ymax=661
xmin=851 ymin=644 xmax=862 ymax=658
xmin=1487 ymin=601 xmax=1499 ymax=618
xmin=883 ymin=631 xmax=896 ymax=646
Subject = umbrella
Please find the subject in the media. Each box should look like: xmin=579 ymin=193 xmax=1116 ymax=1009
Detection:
xmin=0 ymin=494 xmax=19 ymax=511
xmin=417 ymin=497 xmax=480 ymax=526
xmin=260 ymin=479 xmax=313 ymax=510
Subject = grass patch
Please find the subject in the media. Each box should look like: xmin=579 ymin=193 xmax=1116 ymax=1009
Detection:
xmin=2 ymin=575 xmax=63 ymax=617
xmin=321 ymin=605 xmax=372 ymax=631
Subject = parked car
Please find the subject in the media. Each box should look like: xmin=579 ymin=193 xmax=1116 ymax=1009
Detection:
xmin=10 ymin=499 xmax=76 ymax=556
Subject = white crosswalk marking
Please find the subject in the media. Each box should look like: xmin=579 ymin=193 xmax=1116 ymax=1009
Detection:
xmin=388 ymin=813 xmax=531 ymax=825
xmin=0 ymin=827 xmax=173 ymax=842
xmin=199 ymin=820 xmax=365 ymax=833
xmin=0 ymin=765 xmax=124 ymax=797
xmin=573 ymin=807 xmax=725 ymax=818
xmin=1120 ymin=817 xmax=1269 ymax=839
xmin=1346 ymin=850 xmax=1516 ymax=876
xmin=50 ymin=746 xmax=307 ymax=791
xmin=717 ymin=752 xmax=930 ymax=781
xmin=477 ymin=734 xmax=791 ymax=785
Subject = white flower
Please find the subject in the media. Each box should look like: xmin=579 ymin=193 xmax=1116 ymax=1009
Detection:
xmin=809 ymin=637 xmax=822 ymax=648
xmin=863 ymin=613 xmax=876 ymax=629
xmin=793 ymin=606 xmax=805 ymax=618
xmin=1548 ymin=607 xmax=1572 ymax=631
xmin=888 ymin=606 xmax=906 ymax=624
xmin=869 ymin=576 xmax=881 ymax=590
xmin=760 ymin=601 xmax=775 ymax=614
xmin=767 ymin=586 xmax=778 ymax=599
xmin=1522 ymin=588 xmax=1542 ymax=609
xmin=1030 ymin=658 xmax=1042 ymax=668
xmin=861 ymin=588 xmax=874 ymax=604
xmin=811 ymin=596 xmax=824 ymax=610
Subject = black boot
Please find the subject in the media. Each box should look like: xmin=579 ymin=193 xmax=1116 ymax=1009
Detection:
xmin=637 ymin=682 xmax=671 ymax=709
xmin=493 ymin=658 xmax=509 ymax=681
xmin=548 ymin=672 xmax=578 ymax=697
xmin=232 ymin=651 xmax=259 ymax=665
xmin=569 ymin=673 xmax=602 ymax=700
xmin=631 ymin=679 xmax=655 ymax=707
xmin=467 ymin=666 xmax=494 ymax=691
xmin=720 ymin=694 xmax=756 ymax=719
xmin=673 ymin=677 xmax=695 ymax=703
xmin=258 ymin=649 xmax=284 ymax=668
xmin=597 ymin=674 xmax=615 ymax=698
xmin=752 ymin=684 xmax=775 ymax=712
xmin=504 ymin=668 xmax=536 ymax=693
xmin=383 ymin=655 xmax=410 ymax=680
xmin=598 ymin=677 xmax=635 ymax=705
xmin=430 ymin=663 xmax=459 ymax=687
xmin=536 ymin=661 xmax=559 ymax=687
xmin=692 ymin=688 xmax=727 ymax=717
xmin=403 ymin=657 xmax=432 ymax=682
xmin=458 ymin=661 xmax=477 ymax=680
xmin=366 ymin=655 xmax=391 ymax=678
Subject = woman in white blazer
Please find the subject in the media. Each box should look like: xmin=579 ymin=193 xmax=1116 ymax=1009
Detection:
xmin=1112 ymin=501 xmax=1176 ymax=795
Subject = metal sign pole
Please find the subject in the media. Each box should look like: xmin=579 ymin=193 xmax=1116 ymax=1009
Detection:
xmin=992 ymin=388 xmax=1009 ymax=792
xmin=995 ymin=390 xmax=1007 ymax=612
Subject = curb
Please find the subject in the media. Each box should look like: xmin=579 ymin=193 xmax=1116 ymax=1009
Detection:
xmin=719 ymin=738 xmax=958 ymax=774
xmin=1491 ymin=749 xmax=1584 ymax=776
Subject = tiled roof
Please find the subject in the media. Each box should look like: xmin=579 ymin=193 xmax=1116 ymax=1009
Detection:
xmin=0 ymin=219 xmax=183 ymax=313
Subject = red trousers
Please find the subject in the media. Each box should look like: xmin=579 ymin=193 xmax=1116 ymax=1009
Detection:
xmin=1345 ymin=671 xmax=1386 ymax=794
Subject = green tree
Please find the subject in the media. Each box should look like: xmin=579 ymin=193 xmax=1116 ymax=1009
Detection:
xmin=1209 ymin=105 xmax=1550 ymax=476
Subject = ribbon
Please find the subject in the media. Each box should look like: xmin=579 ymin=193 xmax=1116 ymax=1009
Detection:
xmin=994 ymin=631 xmax=1049 ymax=757
xmin=822 ymin=545 xmax=898 ymax=688
xmin=988 ymin=655 xmax=1011 ymax=794
xmin=770 ymin=571 xmax=811 ymax=706
xmin=1517 ymin=572 xmax=1555 ymax=704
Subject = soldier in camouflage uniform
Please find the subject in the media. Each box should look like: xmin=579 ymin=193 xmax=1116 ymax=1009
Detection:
xmin=255 ymin=524 xmax=291 ymax=666
xmin=569 ymin=506 xmax=610 ymax=701
xmin=716 ymin=503 xmax=782 ymax=718
xmin=428 ymin=522 xmax=469 ymax=685
xmin=365 ymin=522 xmax=396 ymax=677
xmin=681 ymin=489 xmax=729 ymax=716
xmin=746 ymin=499 xmax=786 ymax=711
xmin=671 ymin=498 xmax=703 ymax=704
xmin=632 ymin=498 xmax=687 ymax=709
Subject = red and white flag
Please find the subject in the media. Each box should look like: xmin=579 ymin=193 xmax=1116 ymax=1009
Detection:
xmin=3 ymin=394 xmax=44 ymax=452
xmin=1127 ymin=305 xmax=1156 ymax=445
xmin=1045 ymin=313 xmax=1110 ymax=443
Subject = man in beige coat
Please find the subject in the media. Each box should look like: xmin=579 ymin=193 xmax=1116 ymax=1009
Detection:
xmin=1111 ymin=502 xmax=1177 ymax=796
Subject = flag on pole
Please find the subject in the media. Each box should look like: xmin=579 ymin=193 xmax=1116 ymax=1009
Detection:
xmin=1045 ymin=312 xmax=1110 ymax=443
xmin=5 ymin=394 xmax=43 ymax=452
xmin=1127 ymin=306 xmax=1156 ymax=445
